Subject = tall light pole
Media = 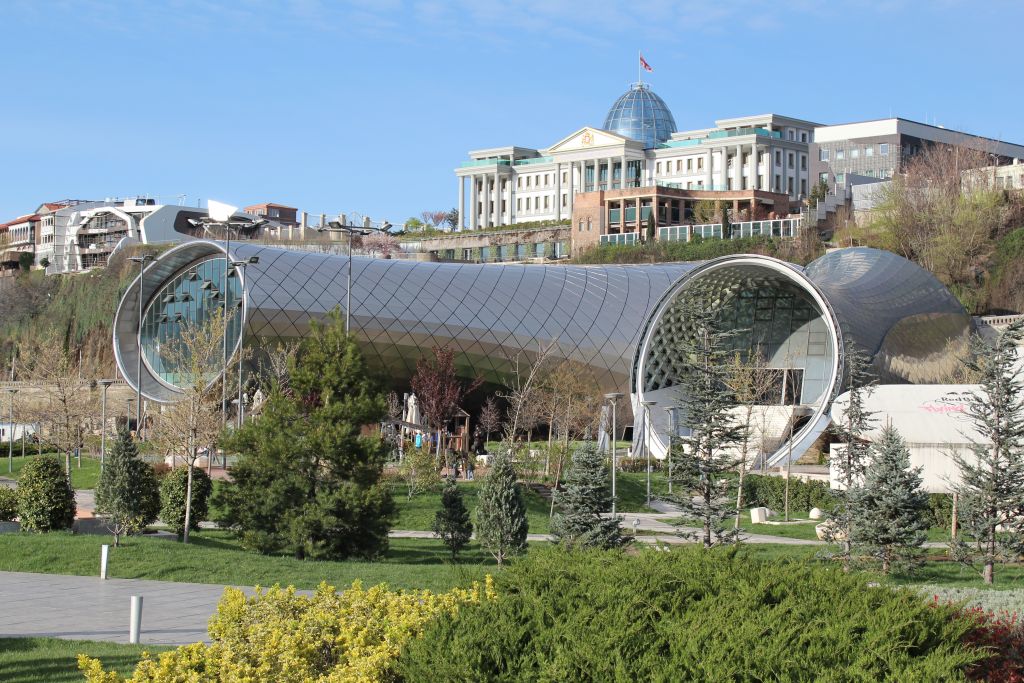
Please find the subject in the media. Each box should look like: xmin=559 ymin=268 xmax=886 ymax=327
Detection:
xmin=641 ymin=399 xmax=657 ymax=506
xmin=128 ymin=254 xmax=154 ymax=440
xmin=98 ymin=379 xmax=114 ymax=469
xmin=230 ymin=257 xmax=259 ymax=430
xmin=664 ymin=406 xmax=677 ymax=494
xmin=318 ymin=216 xmax=392 ymax=335
xmin=604 ymin=392 xmax=623 ymax=515
xmin=6 ymin=388 xmax=15 ymax=473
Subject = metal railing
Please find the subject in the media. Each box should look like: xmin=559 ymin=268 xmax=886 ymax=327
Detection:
xmin=658 ymin=218 xmax=801 ymax=243
xmin=600 ymin=232 xmax=639 ymax=246
xmin=460 ymin=158 xmax=511 ymax=168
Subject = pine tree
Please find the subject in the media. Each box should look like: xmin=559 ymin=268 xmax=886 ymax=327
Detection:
xmin=551 ymin=444 xmax=629 ymax=549
xmin=670 ymin=295 xmax=743 ymax=548
xmin=849 ymin=425 xmax=929 ymax=573
xmin=432 ymin=478 xmax=473 ymax=559
xmin=217 ymin=309 xmax=395 ymax=560
xmin=475 ymin=451 xmax=528 ymax=565
xmin=95 ymin=427 xmax=160 ymax=546
xmin=826 ymin=339 xmax=876 ymax=568
xmin=951 ymin=319 xmax=1024 ymax=585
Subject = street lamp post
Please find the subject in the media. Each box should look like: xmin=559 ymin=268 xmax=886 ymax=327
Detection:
xmin=128 ymin=254 xmax=154 ymax=440
xmin=664 ymin=406 xmax=677 ymax=494
xmin=6 ymin=388 xmax=15 ymax=473
xmin=641 ymin=400 xmax=657 ymax=507
xmin=318 ymin=216 xmax=392 ymax=335
xmin=604 ymin=392 xmax=623 ymax=515
xmin=98 ymin=379 xmax=115 ymax=469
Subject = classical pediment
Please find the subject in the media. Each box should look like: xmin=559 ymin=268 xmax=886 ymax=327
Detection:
xmin=546 ymin=127 xmax=632 ymax=153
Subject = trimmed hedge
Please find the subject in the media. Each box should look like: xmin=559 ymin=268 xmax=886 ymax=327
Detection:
xmin=16 ymin=456 xmax=75 ymax=531
xmin=742 ymin=473 xmax=837 ymax=514
xmin=0 ymin=487 xmax=16 ymax=521
xmin=398 ymin=546 xmax=984 ymax=681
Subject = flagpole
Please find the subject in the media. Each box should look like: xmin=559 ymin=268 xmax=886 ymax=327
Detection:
xmin=637 ymin=48 xmax=641 ymax=85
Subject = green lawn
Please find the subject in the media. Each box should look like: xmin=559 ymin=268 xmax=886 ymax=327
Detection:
xmin=0 ymin=531 xmax=490 ymax=592
xmin=0 ymin=637 xmax=170 ymax=683
xmin=1 ymin=454 xmax=101 ymax=490
xmin=392 ymin=480 xmax=554 ymax=533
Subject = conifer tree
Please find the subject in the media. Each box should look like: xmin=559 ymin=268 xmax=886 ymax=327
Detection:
xmin=432 ymin=478 xmax=473 ymax=559
xmin=551 ymin=444 xmax=629 ymax=549
xmin=826 ymin=339 xmax=876 ymax=568
xmin=95 ymin=427 xmax=160 ymax=546
xmin=217 ymin=310 xmax=395 ymax=560
xmin=849 ymin=425 xmax=929 ymax=573
xmin=950 ymin=319 xmax=1024 ymax=584
xmin=475 ymin=451 xmax=528 ymax=565
xmin=670 ymin=296 xmax=743 ymax=548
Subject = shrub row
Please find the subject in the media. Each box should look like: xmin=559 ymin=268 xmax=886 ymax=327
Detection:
xmin=741 ymin=473 xmax=837 ymax=514
xmin=398 ymin=546 xmax=983 ymax=681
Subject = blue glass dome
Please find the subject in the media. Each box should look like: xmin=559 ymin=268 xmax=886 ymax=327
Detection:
xmin=602 ymin=83 xmax=677 ymax=148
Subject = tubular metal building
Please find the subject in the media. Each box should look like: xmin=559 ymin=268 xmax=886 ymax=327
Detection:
xmin=114 ymin=242 xmax=971 ymax=464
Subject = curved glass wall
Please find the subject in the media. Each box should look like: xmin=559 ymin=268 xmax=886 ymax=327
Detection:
xmin=139 ymin=256 xmax=242 ymax=388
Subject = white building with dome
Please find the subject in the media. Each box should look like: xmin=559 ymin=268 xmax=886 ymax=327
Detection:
xmin=454 ymin=82 xmax=819 ymax=231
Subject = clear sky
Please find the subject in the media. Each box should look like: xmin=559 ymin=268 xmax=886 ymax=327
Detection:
xmin=1 ymin=0 xmax=1020 ymax=224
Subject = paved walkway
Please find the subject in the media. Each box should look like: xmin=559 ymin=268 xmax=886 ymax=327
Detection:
xmin=0 ymin=571 xmax=244 ymax=645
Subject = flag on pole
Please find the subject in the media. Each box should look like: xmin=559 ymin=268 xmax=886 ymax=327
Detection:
xmin=640 ymin=54 xmax=653 ymax=72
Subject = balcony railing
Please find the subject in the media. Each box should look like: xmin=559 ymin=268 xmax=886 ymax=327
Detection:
xmin=658 ymin=218 xmax=801 ymax=243
xmin=600 ymin=232 xmax=638 ymax=246
xmin=661 ymin=127 xmax=782 ymax=148
xmin=513 ymin=156 xmax=553 ymax=166
xmin=460 ymin=158 xmax=511 ymax=168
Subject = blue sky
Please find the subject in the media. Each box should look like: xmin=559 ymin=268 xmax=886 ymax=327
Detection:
xmin=1 ymin=0 xmax=1020 ymax=224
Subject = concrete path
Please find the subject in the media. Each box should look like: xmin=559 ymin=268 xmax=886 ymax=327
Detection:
xmin=0 ymin=571 xmax=244 ymax=645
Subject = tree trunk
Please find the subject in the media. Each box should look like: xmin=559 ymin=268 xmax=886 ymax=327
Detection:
xmin=735 ymin=437 xmax=749 ymax=532
xmin=183 ymin=456 xmax=195 ymax=544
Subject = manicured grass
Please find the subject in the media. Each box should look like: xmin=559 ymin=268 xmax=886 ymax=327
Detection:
xmin=0 ymin=637 xmax=170 ymax=683
xmin=614 ymin=471 xmax=669 ymax=512
xmin=392 ymin=480 xmax=554 ymax=533
xmin=0 ymin=531 xmax=490 ymax=592
xmin=2 ymin=454 xmax=101 ymax=490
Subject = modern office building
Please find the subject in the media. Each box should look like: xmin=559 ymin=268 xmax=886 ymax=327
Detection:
xmin=113 ymin=242 xmax=970 ymax=467
xmin=809 ymin=117 xmax=1024 ymax=186
xmin=454 ymin=82 xmax=819 ymax=233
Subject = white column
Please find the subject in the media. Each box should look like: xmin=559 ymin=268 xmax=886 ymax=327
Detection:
xmin=457 ymin=176 xmax=465 ymax=230
xmin=704 ymin=151 xmax=713 ymax=189
xmin=568 ymin=161 xmax=575 ymax=213
xmin=509 ymin=171 xmax=516 ymax=224
xmin=481 ymin=176 xmax=489 ymax=229
xmin=620 ymin=154 xmax=627 ymax=189
xmin=716 ymin=148 xmax=727 ymax=190
xmin=733 ymin=144 xmax=742 ymax=191
xmin=555 ymin=163 xmax=562 ymax=220
xmin=470 ymin=175 xmax=479 ymax=230
xmin=493 ymin=170 xmax=501 ymax=227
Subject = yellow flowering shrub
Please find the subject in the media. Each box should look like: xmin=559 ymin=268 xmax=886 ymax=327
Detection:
xmin=79 ymin=576 xmax=495 ymax=683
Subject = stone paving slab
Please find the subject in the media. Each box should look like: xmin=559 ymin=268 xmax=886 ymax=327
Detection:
xmin=0 ymin=571 xmax=244 ymax=645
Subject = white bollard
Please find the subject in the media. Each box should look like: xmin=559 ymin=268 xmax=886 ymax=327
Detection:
xmin=100 ymin=545 xmax=109 ymax=580
xmin=129 ymin=596 xmax=143 ymax=644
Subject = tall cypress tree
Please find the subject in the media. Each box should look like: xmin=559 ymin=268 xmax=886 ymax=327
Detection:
xmin=826 ymin=339 xmax=876 ymax=568
xmin=476 ymin=451 xmax=528 ymax=565
xmin=951 ymin=319 xmax=1024 ymax=584
xmin=432 ymin=478 xmax=473 ymax=559
xmin=95 ymin=427 xmax=160 ymax=546
xmin=551 ymin=444 xmax=629 ymax=550
xmin=670 ymin=295 xmax=743 ymax=548
xmin=849 ymin=425 xmax=929 ymax=574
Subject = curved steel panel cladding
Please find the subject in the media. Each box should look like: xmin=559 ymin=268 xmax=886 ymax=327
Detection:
xmin=803 ymin=247 xmax=972 ymax=383
xmin=115 ymin=240 xmax=692 ymax=402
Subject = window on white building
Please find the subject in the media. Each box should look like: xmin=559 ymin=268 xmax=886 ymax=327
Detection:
xmin=698 ymin=157 xmax=704 ymax=170
xmin=686 ymin=158 xmax=693 ymax=171
xmin=517 ymin=198 xmax=522 ymax=211
xmin=676 ymin=160 xmax=682 ymax=172
xmin=880 ymin=143 xmax=889 ymax=156
xmin=801 ymin=179 xmax=807 ymax=195
xmin=775 ymin=151 xmax=781 ymax=165
xmin=562 ymin=171 xmax=567 ymax=184
xmin=801 ymin=155 xmax=807 ymax=171
xmin=820 ymin=148 xmax=829 ymax=162
xmin=788 ymin=130 xmax=794 ymax=140
xmin=787 ymin=152 xmax=794 ymax=168
xmin=656 ymin=162 xmax=662 ymax=174
xmin=866 ymin=146 xmax=874 ymax=157
xmin=526 ymin=198 xmax=531 ymax=210
xmin=544 ymin=196 xmax=549 ymax=210
xmin=836 ymin=149 xmax=845 ymax=160
xmin=801 ymin=132 xmax=808 ymax=142
xmin=526 ymin=176 xmax=531 ymax=187
xmin=562 ymin=194 xmax=567 ymax=207
xmin=788 ymin=177 xmax=794 ymax=194
xmin=851 ymin=149 xmax=860 ymax=159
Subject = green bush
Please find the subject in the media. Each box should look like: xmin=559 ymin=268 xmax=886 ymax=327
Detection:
xmin=0 ymin=487 xmax=17 ymax=521
xmin=742 ymin=473 xmax=837 ymax=514
xmin=397 ymin=546 xmax=984 ymax=681
xmin=159 ymin=466 xmax=212 ymax=537
xmin=572 ymin=236 xmax=786 ymax=265
xmin=929 ymin=492 xmax=955 ymax=529
xmin=16 ymin=456 xmax=75 ymax=531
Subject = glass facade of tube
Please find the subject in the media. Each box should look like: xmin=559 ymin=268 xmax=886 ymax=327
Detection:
xmin=139 ymin=257 xmax=242 ymax=387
